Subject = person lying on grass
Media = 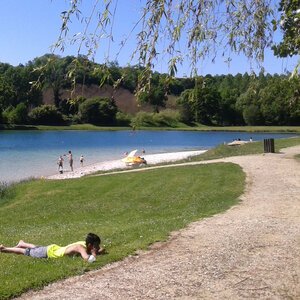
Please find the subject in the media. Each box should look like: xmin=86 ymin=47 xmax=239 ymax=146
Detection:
xmin=0 ymin=232 xmax=105 ymax=263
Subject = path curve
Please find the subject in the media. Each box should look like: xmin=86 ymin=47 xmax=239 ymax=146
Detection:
xmin=19 ymin=146 xmax=300 ymax=299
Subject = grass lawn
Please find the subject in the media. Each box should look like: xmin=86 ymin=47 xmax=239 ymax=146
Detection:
xmin=0 ymin=163 xmax=244 ymax=299
xmin=187 ymin=136 xmax=300 ymax=162
xmin=0 ymin=136 xmax=299 ymax=299
xmin=1 ymin=123 xmax=300 ymax=133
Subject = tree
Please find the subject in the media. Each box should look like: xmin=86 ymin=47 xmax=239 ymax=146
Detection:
xmin=242 ymin=104 xmax=263 ymax=125
xmin=28 ymin=105 xmax=65 ymax=125
xmin=0 ymin=75 xmax=15 ymax=109
xmin=177 ymin=89 xmax=195 ymax=124
xmin=4 ymin=103 xmax=28 ymax=125
xmin=193 ymin=78 xmax=221 ymax=125
xmin=259 ymin=77 xmax=300 ymax=125
xmin=32 ymin=54 xmax=72 ymax=107
xmin=52 ymin=0 xmax=295 ymax=88
xmin=272 ymin=0 xmax=300 ymax=58
xmin=177 ymin=77 xmax=221 ymax=125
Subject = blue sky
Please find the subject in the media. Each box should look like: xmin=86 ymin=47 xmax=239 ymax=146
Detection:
xmin=0 ymin=0 xmax=298 ymax=77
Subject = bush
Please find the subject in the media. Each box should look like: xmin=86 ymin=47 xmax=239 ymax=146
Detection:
xmin=3 ymin=103 xmax=28 ymax=124
xmin=79 ymin=97 xmax=118 ymax=125
xmin=71 ymin=114 xmax=82 ymax=124
xmin=0 ymin=181 xmax=10 ymax=201
xmin=131 ymin=110 xmax=180 ymax=127
xmin=152 ymin=109 xmax=180 ymax=127
xmin=28 ymin=105 xmax=65 ymax=125
xmin=131 ymin=111 xmax=155 ymax=127
xmin=116 ymin=111 xmax=132 ymax=126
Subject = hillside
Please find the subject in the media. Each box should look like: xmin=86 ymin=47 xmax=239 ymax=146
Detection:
xmin=43 ymin=84 xmax=176 ymax=115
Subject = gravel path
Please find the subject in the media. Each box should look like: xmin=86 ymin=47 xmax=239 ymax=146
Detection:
xmin=19 ymin=146 xmax=300 ymax=300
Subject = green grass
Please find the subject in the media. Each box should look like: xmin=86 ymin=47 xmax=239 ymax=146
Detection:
xmin=1 ymin=123 xmax=300 ymax=132
xmin=1 ymin=136 xmax=299 ymax=298
xmin=186 ymin=136 xmax=300 ymax=162
xmin=0 ymin=163 xmax=244 ymax=299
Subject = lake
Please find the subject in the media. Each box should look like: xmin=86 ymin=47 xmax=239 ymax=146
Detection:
xmin=0 ymin=130 xmax=297 ymax=183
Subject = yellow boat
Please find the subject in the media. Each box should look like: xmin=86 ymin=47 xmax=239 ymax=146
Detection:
xmin=122 ymin=149 xmax=147 ymax=167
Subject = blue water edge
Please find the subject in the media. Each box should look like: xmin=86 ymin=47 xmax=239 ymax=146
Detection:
xmin=0 ymin=130 xmax=297 ymax=183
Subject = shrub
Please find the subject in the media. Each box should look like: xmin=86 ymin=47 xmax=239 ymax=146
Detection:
xmin=116 ymin=111 xmax=132 ymax=126
xmin=0 ymin=182 xmax=9 ymax=200
xmin=131 ymin=110 xmax=180 ymax=127
xmin=79 ymin=97 xmax=118 ymax=125
xmin=28 ymin=105 xmax=65 ymax=125
xmin=131 ymin=111 xmax=155 ymax=127
xmin=152 ymin=109 xmax=180 ymax=127
xmin=4 ymin=103 xmax=28 ymax=124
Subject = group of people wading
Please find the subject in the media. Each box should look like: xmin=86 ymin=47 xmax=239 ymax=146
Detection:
xmin=57 ymin=150 xmax=84 ymax=174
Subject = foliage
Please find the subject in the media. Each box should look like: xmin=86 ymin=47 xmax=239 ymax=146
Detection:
xmin=0 ymin=74 xmax=15 ymax=109
xmin=131 ymin=110 xmax=181 ymax=127
xmin=28 ymin=105 xmax=65 ymax=125
xmin=0 ymin=55 xmax=299 ymax=127
xmin=54 ymin=0 xmax=277 ymax=84
xmin=152 ymin=109 xmax=181 ymax=127
xmin=272 ymin=0 xmax=300 ymax=58
xmin=242 ymin=104 xmax=263 ymax=125
xmin=3 ymin=103 xmax=28 ymax=125
xmin=131 ymin=111 xmax=156 ymax=127
xmin=0 ymin=182 xmax=10 ymax=200
xmin=78 ymin=97 xmax=118 ymax=125
xmin=0 ymin=163 xmax=244 ymax=299
xmin=115 ymin=111 xmax=132 ymax=126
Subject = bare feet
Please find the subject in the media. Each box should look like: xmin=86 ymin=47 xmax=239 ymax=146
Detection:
xmin=16 ymin=240 xmax=25 ymax=248
xmin=0 ymin=244 xmax=4 ymax=252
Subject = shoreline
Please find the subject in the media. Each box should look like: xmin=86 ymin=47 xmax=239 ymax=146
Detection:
xmin=47 ymin=150 xmax=207 ymax=180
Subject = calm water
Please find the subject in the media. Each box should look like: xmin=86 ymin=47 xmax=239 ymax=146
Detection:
xmin=0 ymin=130 xmax=297 ymax=183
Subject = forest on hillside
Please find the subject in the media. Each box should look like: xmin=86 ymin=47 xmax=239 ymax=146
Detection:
xmin=0 ymin=54 xmax=299 ymax=127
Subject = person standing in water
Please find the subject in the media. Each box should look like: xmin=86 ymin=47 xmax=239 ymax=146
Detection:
xmin=80 ymin=155 xmax=84 ymax=167
xmin=57 ymin=155 xmax=64 ymax=174
xmin=68 ymin=150 xmax=73 ymax=171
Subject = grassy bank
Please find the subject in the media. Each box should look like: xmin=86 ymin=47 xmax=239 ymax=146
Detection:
xmin=0 ymin=163 xmax=244 ymax=299
xmin=187 ymin=136 xmax=300 ymax=162
xmin=1 ymin=123 xmax=300 ymax=133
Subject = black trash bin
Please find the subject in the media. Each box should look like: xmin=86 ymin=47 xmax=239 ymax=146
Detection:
xmin=263 ymin=138 xmax=275 ymax=153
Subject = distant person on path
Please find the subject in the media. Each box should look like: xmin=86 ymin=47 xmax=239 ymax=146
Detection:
xmin=0 ymin=233 xmax=105 ymax=263
xmin=80 ymin=155 xmax=84 ymax=167
xmin=68 ymin=150 xmax=73 ymax=171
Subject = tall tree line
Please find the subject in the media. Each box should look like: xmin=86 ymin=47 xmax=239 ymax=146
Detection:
xmin=0 ymin=54 xmax=299 ymax=126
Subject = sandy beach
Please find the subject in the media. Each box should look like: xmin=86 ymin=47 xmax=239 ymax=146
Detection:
xmin=47 ymin=150 xmax=207 ymax=180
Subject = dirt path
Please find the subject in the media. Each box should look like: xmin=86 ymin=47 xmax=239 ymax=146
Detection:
xmin=19 ymin=146 xmax=300 ymax=300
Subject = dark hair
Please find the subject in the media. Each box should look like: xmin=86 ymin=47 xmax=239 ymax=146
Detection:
xmin=86 ymin=233 xmax=101 ymax=248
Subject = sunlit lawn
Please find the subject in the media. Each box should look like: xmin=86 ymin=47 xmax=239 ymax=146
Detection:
xmin=0 ymin=136 xmax=299 ymax=299
xmin=0 ymin=163 xmax=244 ymax=299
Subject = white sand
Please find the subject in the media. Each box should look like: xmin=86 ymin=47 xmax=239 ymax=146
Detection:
xmin=47 ymin=150 xmax=207 ymax=180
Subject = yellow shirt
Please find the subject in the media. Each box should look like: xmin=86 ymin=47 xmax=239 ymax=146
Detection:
xmin=47 ymin=241 xmax=86 ymax=258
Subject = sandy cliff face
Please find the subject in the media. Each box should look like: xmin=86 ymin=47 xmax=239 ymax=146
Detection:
xmin=42 ymin=84 xmax=160 ymax=115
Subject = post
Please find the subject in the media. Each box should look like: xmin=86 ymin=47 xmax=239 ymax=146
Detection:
xmin=264 ymin=138 xmax=275 ymax=153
